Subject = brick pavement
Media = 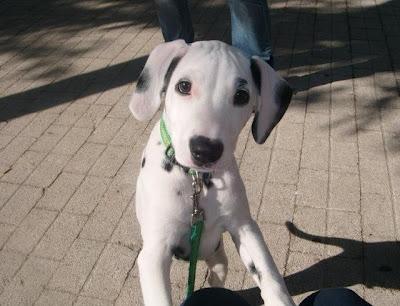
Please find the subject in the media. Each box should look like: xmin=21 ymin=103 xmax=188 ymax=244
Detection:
xmin=0 ymin=0 xmax=400 ymax=305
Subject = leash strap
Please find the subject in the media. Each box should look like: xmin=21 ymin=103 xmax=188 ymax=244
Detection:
xmin=159 ymin=115 xmax=205 ymax=298
xmin=186 ymin=219 xmax=204 ymax=298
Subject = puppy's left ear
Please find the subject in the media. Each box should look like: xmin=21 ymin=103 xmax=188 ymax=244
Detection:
xmin=250 ymin=56 xmax=293 ymax=144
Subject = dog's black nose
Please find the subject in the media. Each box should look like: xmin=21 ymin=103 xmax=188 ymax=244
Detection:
xmin=189 ymin=136 xmax=224 ymax=166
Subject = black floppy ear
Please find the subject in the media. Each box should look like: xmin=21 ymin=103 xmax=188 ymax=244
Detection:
xmin=250 ymin=56 xmax=293 ymax=144
xmin=129 ymin=39 xmax=188 ymax=121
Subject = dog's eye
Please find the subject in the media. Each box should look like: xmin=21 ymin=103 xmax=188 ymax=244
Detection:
xmin=234 ymin=89 xmax=249 ymax=106
xmin=176 ymin=81 xmax=192 ymax=95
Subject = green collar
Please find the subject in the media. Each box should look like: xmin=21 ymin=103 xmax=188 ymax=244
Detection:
xmin=160 ymin=116 xmax=175 ymax=160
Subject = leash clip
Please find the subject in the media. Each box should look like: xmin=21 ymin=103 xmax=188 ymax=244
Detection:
xmin=190 ymin=171 xmax=204 ymax=225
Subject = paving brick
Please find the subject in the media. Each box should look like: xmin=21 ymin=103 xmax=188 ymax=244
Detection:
xmin=110 ymin=117 xmax=148 ymax=146
xmin=29 ymin=124 xmax=70 ymax=153
xmin=259 ymin=223 xmax=290 ymax=272
xmin=285 ymin=252 xmax=324 ymax=304
xmin=258 ymin=183 xmax=296 ymax=225
xmin=89 ymin=145 xmax=130 ymax=178
xmin=300 ymin=136 xmax=329 ymax=171
xmin=52 ymin=127 xmax=92 ymax=155
xmin=323 ymin=257 xmax=363 ymax=288
xmin=326 ymin=210 xmax=362 ymax=258
xmin=268 ymin=149 xmax=300 ymax=185
xmin=0 ymin=186 xmax=43 ymax=225
xmin=0 ymin=136 xmax=36 ymax=167
xmin=363 ymin=235 xmax=400 ymax=292
xmin=359 ymin=157 xmax=391 ymax=196
xmin=55 ymin=103 xmax=90 ymax=126
xmin=329 ymin=171 xmax=360 ymax=211
xmin=95 ymin=86 xmax=128 ymax=106
xmin=19 ymin=112 xmax=58 ymax=138
xmin=330 ymin=141 xmax=359 ymax=174
xmin=0 ymin=182 xmax=18 ymax=210
xmin=87 ymin=117 xmax=125 ymax=144
xmin=25 ymin=153 xmax=70 ymax=188
xmin=64 ymin=176 xmax=110 ymax=215
xmin=307 ymin=84 xmax=331 ymax=114
xmin=33 ymin=212 xmax=87 ymax=260
xmin=115 ymin=273 xmax=143 ymax=306
xmin=361 ymin=193 xmax=396 ymax=239
xmin=303 ymin=113 xmax=329 ymax=140
xmin=75 ymin=296 xmax=113 ymax=306
xmin=107 ymin=95 xmax=131 ymax=119
xmin=4 ymin=209 xmax=57 ymax=254
xmin=80 ymin=183 xmax=131 ymax=241
xmin=0 ymin=135 xmax=13 ymax=150
xmin=296 ymin=168 xmax=328 ymax=208
xmin=364 ymin=287 xmax=400 ymax=306
xmin=48 ymin=238 xmax=105 ymax=294
xmin=381 ymin=108 xmax=400 ymax=134
xmin=111 ymin=204 xmax=141 ymax=249
xmin=275 ymin=122 xmax=303 ymax=152
xmin=290 ymin=207 xmax=326 ymax=256
xmin=240 ymin=140 xmax=272 ymax=217
xmin=0 ymin=250 xmax=25 ymax=295
xmin=75 ymin=104 xmax=112 ymax=129
xmin=36 ymin=172 xmax=85 ymax=211
xmin=0 ymin=114 xmax=36 ymax=137
xmin=64 ymin=142 xmax=106 ymax=174
xmin=0 ymin=223 xmax=15 ymax=249
xmin=34 ymin=289 xmax=75 ymax=306
xmin=0 ymin=256 xmax=58 ymax=306
xmin=81 ymin=243 xmax=136 ymax=300
xmin=1 ymin=150 xmax=45 ymax=184
xmin=330 ymin=109 xmax=358 ymax=143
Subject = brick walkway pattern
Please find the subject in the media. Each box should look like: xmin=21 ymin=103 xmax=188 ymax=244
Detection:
xmin=0 ymin=0 xmax=399 ymax=305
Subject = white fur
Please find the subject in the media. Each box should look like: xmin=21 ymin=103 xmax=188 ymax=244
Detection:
xmin=131 ymin=40 xmax=295 ymax=306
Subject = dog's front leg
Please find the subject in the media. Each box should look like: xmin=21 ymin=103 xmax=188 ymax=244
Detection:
xmin=228 ymin=218 xmax=295 ymax=306
xmin=138 ymin=244 xmax=173 ymax=306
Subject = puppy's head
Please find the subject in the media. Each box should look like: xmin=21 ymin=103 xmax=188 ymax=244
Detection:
xmin=130 ymin=40 xmax=292 ymax=171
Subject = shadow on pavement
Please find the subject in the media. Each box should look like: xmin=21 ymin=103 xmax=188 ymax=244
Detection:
xmin=235 ymin=222 xmax=400 ymax=305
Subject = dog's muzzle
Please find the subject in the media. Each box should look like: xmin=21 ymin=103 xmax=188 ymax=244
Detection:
xmin=189 ymin=136 xmax=223 ymax=166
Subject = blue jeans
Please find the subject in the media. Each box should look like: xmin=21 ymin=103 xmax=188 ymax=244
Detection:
xmin=181 ymin=287 xmax=372 ymax=306
xmin=154 ymin=0 xmax=273 ymax=64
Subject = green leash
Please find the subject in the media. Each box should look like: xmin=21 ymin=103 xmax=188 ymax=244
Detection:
xmin=159 ymin=116 xmax=204 ymax=298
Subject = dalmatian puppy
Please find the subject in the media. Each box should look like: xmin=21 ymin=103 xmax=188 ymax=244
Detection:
xmin=130 ymin=40 xmax=294 ymax=306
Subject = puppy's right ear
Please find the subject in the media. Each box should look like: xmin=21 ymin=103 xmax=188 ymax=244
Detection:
xmin=129 ymin=39 xmax=188 ymax=121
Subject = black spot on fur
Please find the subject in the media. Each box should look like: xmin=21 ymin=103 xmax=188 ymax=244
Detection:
xmin=141 ymin=157 xmax=146 ymax=168
xmin=249 ymin=263 xmax=257 ymax=274
xmin=249 ymin=262 xmax=261 ymax=280
xmin=162 ymin=159 xmax=173 ymax=172
xmin=177 ymin=190 xmax=182 ymax=196
xmin=157 ymin=141 xmax=161 ymax=145
xmin=172 ymin=246 xmax=189 ymax=261
xmin=136 ymin=68 xmax=150 ymax=92
xmin=250 ymin=59 xmax=261 ymax=94
xmin=203 ymin=175 xmax=213 ymax=189
xmin=160 ymin=57 xmax=182 ymax=100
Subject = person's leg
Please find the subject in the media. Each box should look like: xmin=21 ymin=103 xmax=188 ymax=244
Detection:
xmin=299 ymin=288 xmax=372 ymax=306
xmin=154 ymin=0 xmax=194 ymax=43
xmin=228 ymin=0 xmax=273 ymax=66
xmin=181 ymin=288 xmax=251 ymax=306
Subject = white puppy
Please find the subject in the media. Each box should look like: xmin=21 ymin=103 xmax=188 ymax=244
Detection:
xmin=129 ymin=40 xmax=295 ymax=306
